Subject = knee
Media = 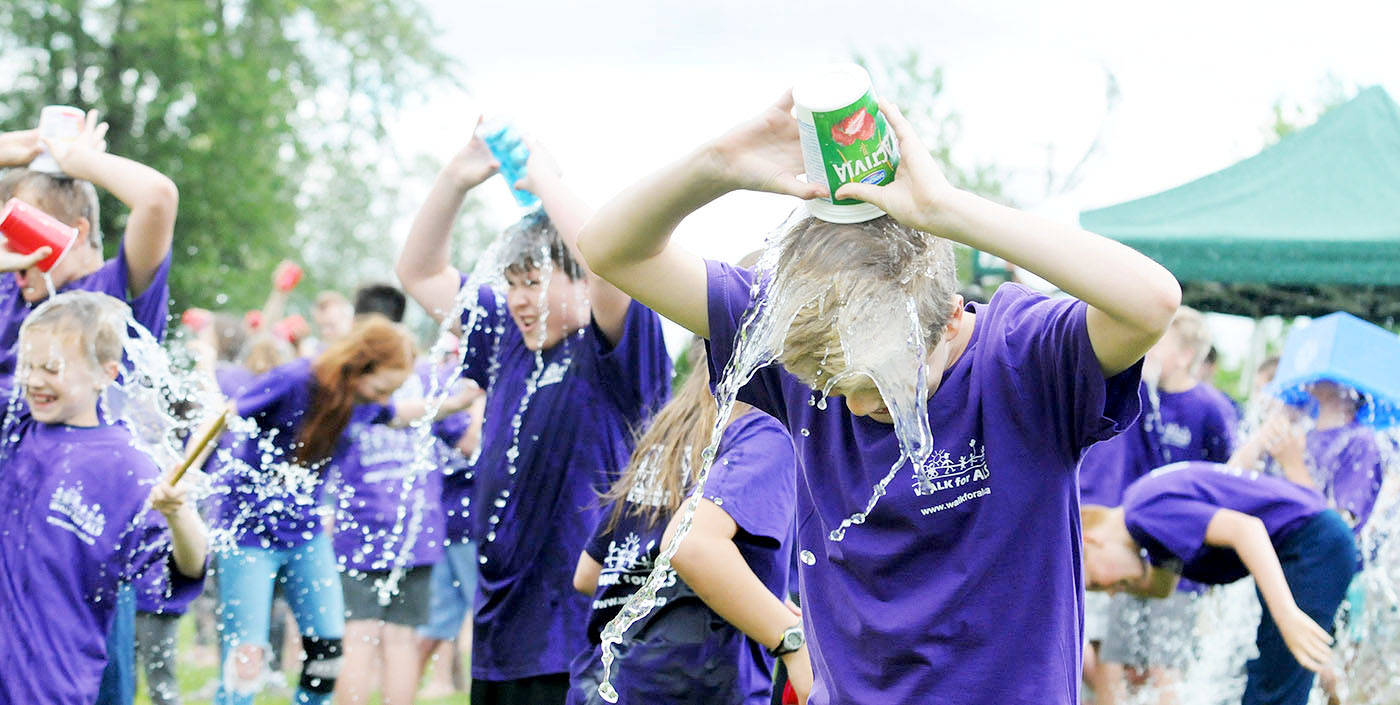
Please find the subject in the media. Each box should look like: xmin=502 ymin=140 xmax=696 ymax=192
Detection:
xmin=223 ymin=643 xmax=268 ymax=696
xmin=300 ymin=635 xmax=344 ymax=695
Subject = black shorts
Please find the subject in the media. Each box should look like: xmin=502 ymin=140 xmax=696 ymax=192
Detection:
xmin=340 ymin=566 xmax=433 ymax=626
xmin=471 ymin=673 xmax=569 ymax=705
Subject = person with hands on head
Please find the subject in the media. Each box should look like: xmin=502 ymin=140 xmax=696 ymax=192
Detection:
xmin=576 ymin=90 xmax=1179 ymax=705
xmin=1082 ymin=461 xmax=1356 ymax=705
xmin=0 ymin=111 xmax=178 ymax=381
xmin=397 ymin=118 xmax=671 ymax=705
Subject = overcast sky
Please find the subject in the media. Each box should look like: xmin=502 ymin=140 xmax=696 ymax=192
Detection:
xmin=391 ymin=0 xmax=1400 ymax=361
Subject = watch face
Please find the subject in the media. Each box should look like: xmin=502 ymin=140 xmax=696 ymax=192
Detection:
xmin=784 ymin=631 xmax=803 ymax=650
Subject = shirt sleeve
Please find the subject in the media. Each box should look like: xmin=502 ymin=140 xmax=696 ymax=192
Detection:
xmin=234 ymin=362 xmax=306 ymax=420
xmin=1123 ymin=487 xmax=1218 ymax=568
xmin=1202 ymin=396 xmax=1237 ymax=464
xmin=1332 ymin=432 xmax=1383 ymax=524
xmin=456 ymin=282 xmax=507 ymax=389
xmin=115 ymin=241 xmax=173 ymax=343
xmin=587 ymin=299 xmax=673 ymax=424
xmin=703 ymin=260 xmax=792 ymax=422
xmin=120 ymin=507 xmax=206 ymax=612
xmin=584 ymin=514 xmax=616 ymax=563
xmin=995 ymin=286 xmax=1143 ymax=463
xmin=698 ymin=413 xmax=798 ymax=546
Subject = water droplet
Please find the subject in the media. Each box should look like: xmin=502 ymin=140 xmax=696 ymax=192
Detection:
xmin=712 ymin=497 xmax=723 ymax=506
xmin=800 ymin=428 xmax=810 ymax=437
xmin=800 ymin=550 xmax=816 ymax=565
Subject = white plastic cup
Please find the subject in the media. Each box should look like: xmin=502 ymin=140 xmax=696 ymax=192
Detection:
xmin=29 ymin=105 xmax=86 ymax=175
xmin=792 ymin=65 xmax=900 ymax=224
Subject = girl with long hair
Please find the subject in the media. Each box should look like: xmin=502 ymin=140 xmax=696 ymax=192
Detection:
xmin=568 ymin=342 xmax=800 ymax=705
xmin=210 ymin=315 xmax=470 ymax=705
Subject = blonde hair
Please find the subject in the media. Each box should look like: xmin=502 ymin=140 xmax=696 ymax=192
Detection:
xmin=1080 ymin=504 xmax=1114 ymax=532
xmin=772 ymin=215 xmax=958 ymax=388
xmin=1168 ymin=306 xmax=1212 ymax=362
xmin=602 ymin=340 xmax=751 ymax=531
xmin=20 ymin=291 xmax=128 ymax=368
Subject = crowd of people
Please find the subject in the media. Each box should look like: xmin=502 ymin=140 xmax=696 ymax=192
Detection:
xmin=0 ymin=89 xmax=1392 ymax=705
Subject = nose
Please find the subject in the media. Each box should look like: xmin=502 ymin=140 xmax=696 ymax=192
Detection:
xmin=846 ymin=394 xmax=881 ymax=417
xmin=507 ymin=286 xmax=533 ymax=311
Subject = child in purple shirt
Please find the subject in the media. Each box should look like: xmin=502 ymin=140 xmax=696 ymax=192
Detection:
xmin=0 ymin=117 xmax=177 ymax=381
xmin=398 ymin=130 xmax=671 ymax=703
xmin=1082 ymin=461 xmax=1357 ymax=705
xmin=568 ymin=343 xmax=798 ymax=705
xmin=0 ymin=292 xmax=207 ymax=705
xmin=577 ymin=92 xmax=1179 ymax=705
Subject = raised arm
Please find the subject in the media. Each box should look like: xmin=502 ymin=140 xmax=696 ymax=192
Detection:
xmin=578 ymin=93 xmax=826 ymax=339
xmin=836 ymin=100 xmax=1180 ymax=376
xmin=396 ymin=124 xmax=499 ymax=323
xmin=46 ymin=111 xmax=178 ymax=296
xmin=1204 ymin=508 xmax=1333 ymax=673
xmin=664 ymin=499 xmax=812 ymax=703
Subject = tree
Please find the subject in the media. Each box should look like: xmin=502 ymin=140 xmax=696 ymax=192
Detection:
xmin=0 ymin=0 xmax=455 ymax=314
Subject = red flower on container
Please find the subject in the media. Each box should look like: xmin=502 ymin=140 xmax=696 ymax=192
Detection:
xmin=831 ymin=107 xmax=876 ymax=147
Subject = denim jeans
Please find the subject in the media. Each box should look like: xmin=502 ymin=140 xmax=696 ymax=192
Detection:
xmin=214 ymin=534 xmax=345 ymax=705
xmin=418 ymin=540 xmax=479 ymax=641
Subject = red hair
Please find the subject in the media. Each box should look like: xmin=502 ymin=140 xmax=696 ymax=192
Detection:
xmin=295 ymin=315 xmax=413 ymax=464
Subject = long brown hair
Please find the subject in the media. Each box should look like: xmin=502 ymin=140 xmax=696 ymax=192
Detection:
xmin=602 ymin=340 xmax=751 ymax=531
xmin=295 ymin=315 xmax=413 ymax=465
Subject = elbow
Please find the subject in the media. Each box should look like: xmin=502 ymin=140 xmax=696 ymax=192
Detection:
xmin=1142 ymin=274 xmax=1182 ymax=339
xmin=144 ymin=177 xmax=181 ymax=221
xmin=576 ymin=224 xmax=615 ymax=279
xmin=572 ymin=574 xmax=592 ymax=595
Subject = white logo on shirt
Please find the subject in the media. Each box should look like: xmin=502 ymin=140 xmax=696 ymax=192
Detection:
xmin=536 ymin=361 xmax=568 ymax=389
xmin=913 ymin=439 xmax=989 ymax=497
xmin=47 ymin=482 xmax=107 ymax=545
xmin=1160 ymin=422 xmax=1193 ymax=449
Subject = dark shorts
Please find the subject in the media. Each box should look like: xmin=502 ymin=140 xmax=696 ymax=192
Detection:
xmin=472 ymin=672 xmax=569 ymax=705
xmin=340 ymin=566 xmax=433 ymax=627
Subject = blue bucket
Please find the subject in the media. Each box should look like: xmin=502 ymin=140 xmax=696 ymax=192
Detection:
xmin=1268 ymin=312 xmax=1400 ymax=427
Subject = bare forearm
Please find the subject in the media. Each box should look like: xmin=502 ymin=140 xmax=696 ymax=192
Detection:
xmin=672 ymin=534 xmax=796 ymax=649
xmin=397 ymin=173 xmax=471 ymax=284
xmin=165 ymin=506 xmax=208 ymax=579
xmin=1210 ymin=514 xmax=1300 ymax=622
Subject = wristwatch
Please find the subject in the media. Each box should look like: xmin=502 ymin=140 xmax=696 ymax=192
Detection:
xmin=767 ymin=623 xmax=805 ymax=657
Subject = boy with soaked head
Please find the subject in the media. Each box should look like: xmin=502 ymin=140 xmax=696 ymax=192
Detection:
xmin=396 ymin=120 xmax=671 ymax=703
xmin=0 ymin=114 xmax=178 ymax=381
xmin=578 ymin=91 xmax=1181 ymax=705
xmin=0 ymin=291 xmax=207 ymax=705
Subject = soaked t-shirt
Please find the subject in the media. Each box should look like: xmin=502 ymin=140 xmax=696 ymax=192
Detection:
xmin=328 ymin=370 xmax=449 ymax=572
xmin=567 ymin=411 xmax=796 ymax=705
xmin=0 ymin=420 xmax=202 ymax=705
xmin=218 ymin=358 xmax=393 ymax=550
xmin=705 ymin=263 xmax=1142 ymax=705
xmin=0 ymin=240 xmax=172 ymax=381
xmin=1123 ymin=461 xmax=1328 ymax=584
xmin=458 ymin=283 xmax=671 ymax=680
xmin=1306 ymin=423 xmax=1384 ymax=532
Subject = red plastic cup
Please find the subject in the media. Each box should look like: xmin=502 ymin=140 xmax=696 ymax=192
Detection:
xmin=244 ymin=310 xmax=265 ymax=331
xmin=181 ymin=307 xmax=213 ymax=332
xmin=273 ymin=314 xmax=309 ymax=343
xmin=273 ymin=260 xmax=303 ymax=292
xmin=0 ymin=198 xmax=79 ymax=272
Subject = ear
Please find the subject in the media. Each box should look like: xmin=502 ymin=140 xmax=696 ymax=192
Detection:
xmin=98 ymin=359 xmax=120 ymax=386
xmin=942 ymin=295 xmax=966 ymax=338
xmin=74 ymin=217 xmax=93 ymax=247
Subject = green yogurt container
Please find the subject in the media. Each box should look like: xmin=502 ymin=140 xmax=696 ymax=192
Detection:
xmin=793 ymin=64 xmax=900 ymax=223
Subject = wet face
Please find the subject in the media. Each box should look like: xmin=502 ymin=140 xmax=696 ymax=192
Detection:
xmin=504 ymin=266 xmax=589 ymax=351
xmin=1146 ymin=328 xmax=1196 ymax=382
xmin=831 ymin=334 xmax=957 ymax=426
xmin=1083 ymin=534 xmax=1150 ymax=595
xmin=19 ymin=326 xmax=117 ymax=426
xmin=352 ymin=366 xmax=411 ymax=405
xmin=10 ymin=186 xmax=97 ymax=303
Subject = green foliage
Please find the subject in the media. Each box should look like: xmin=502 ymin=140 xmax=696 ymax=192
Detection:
xmin=1267 ymin=74 xmax=1356 ymax=143
xmin=0 ymin=0 xmax=456 ymax=315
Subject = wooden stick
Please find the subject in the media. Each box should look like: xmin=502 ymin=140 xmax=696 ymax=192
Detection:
xmin=167 ymin=407 xmax=229 ymax=485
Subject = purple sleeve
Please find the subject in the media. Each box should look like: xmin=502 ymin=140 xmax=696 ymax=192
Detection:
xmin=433 ymin=412 xmax=471 ymax=447
xmin=456 ymin=282 xmax=507 ymax=388
xmin=997 ymin=287 xmax=1143 ymax=462
xmin=584 ymin=514 xmax=615 ymax=563
xmin=1333 ymin=434 xmax=1383 ymax=525
xmin=700 ymin=414 xmax=797 ymax=545
xmin=589 ymin=300 xmax=673 ymax=423
xmin=234 ymin=362 xmax=308 ymax=420
xmin=122 ymin=508 xmax=206 ymax=613
xmin=1124 ymin=491 xmax=1219 ymax=568
xmin=115 ymin=242 xmax=173 ymax=343
xmin=703 ymin=260 xmax=790 ymax=420
xmin=1202 ymin=397 xmax=1237 ymax=464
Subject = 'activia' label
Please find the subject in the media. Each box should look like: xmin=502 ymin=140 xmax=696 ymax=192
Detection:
xmin=798 ymin=91 xmax=900 ymax=205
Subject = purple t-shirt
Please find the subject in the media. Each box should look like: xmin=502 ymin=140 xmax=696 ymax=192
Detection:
xmin=1154 ymin=383 xmax=1236 ymax=465
xmin=1123 ymin=461 xmax=1328 ymax=584
xmin=0 ymin=240 xmax=172 ymax=380
xmin=328 ymin=371 xmax=449 ymax=573
xmin=218 ymin=358 xmax=393 ymax=549
xmin=458 ymin=284 xmax=672 ymax=680
xmin=0 ymin=420 xmax=202 ymax=705
xmin=705 ymin=263 xmax=1143 ymax=705
xmin=1306 ymin=423 xmax=1383 ymax=532
xmin=568 ymin=411 xmax=796 ymax=705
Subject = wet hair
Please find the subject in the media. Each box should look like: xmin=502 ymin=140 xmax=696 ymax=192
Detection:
xmin=353 ymin=283 xmax=407 ymax=323
xmin=0 ymin=169 xmax=102 ymax=251
xmin=20 ymin=290 xmax=128 ymax=369
xmin=772 ymin=215 xmax=958 ymax=387
xmin=602 ymin=340 xmax=750 ymax=531
xmin=1167 ymin=306 xmax=1212 ymax=361
xmin=296 ymin=315 xmax=413 ymax=464
xmin=500 ymin=210 xmax=584 ymax=281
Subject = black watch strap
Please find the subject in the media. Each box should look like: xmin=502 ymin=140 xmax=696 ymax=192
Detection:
xmin=767 ymin=624 xmax=805 ymax=657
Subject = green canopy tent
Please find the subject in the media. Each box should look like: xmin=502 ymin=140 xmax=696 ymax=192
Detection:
xmin=1080 ymin=86 xmax=1400 ymax=324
